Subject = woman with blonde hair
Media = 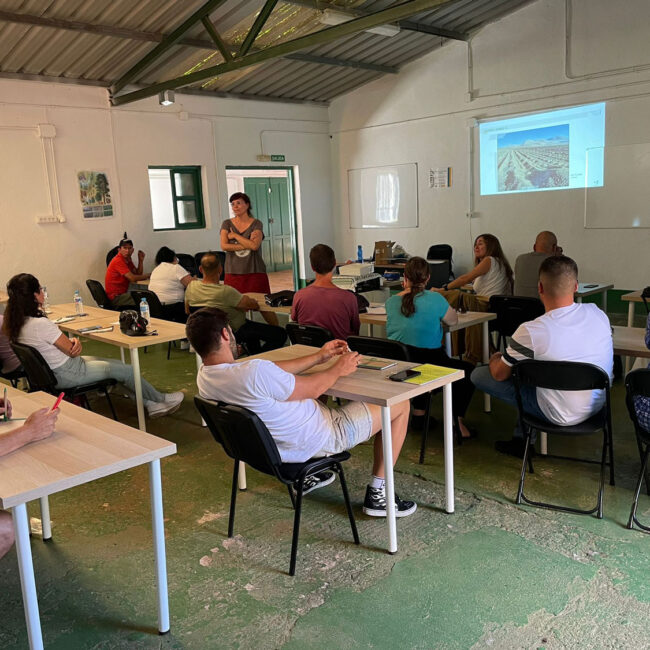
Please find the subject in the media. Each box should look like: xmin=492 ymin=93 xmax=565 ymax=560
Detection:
xmin=434 ymin=233 xmax=513 ymax=364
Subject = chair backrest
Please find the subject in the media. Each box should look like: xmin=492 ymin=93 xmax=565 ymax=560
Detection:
xmin=130 ymin=289 xmax=164 ymax=319
xmin=106 ymin=246 xmax=119 ymax=267
xmin=625 ymin=368 xmax=650 ymax=439
xmin=10 ymin=342 xmax=58 ymax=393
xmin=195 ymin=251 xmax=225 ymax=280
xmin=488 ymin=295 xmax=545 ymax=339
xmin=286 ymin=323 xmax=333 ymax=347
xmin=176 ymin=253 xmax=197 ymax=276
xmin=426 ymin=244 xmax=454 ymax=280
xmin=194 ymin=396 xmax=284 ymax=478
xmin=347 ymin=335 xmax=410 ymax=361
xmin=86 ymin=279 xmax=110 ymax=309
xmin=425 ymin=260 xmax=452 ymax=289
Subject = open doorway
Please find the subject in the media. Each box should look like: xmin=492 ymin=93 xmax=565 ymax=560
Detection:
xmin=225 ymin=166 xmax=299 ymax=291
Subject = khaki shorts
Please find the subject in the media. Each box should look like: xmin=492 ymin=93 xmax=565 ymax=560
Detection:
xmin=315 ymin=401 xmax=374 ymax=456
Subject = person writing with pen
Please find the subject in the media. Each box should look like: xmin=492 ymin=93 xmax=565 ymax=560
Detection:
xmin=2 ymin=273 xmax=184 ymax=420
xmin=0 ymin=394 xmax=59 ymax=559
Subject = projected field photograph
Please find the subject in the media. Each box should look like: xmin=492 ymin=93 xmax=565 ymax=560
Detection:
xmin=497 ymin=124 xmax=569 ymax=192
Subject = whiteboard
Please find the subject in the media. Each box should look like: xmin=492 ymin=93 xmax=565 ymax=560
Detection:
xmin=348 ymin=163 xmax=418 ymax=229
xmin=584 ymin=142 xmax=650 ymax=229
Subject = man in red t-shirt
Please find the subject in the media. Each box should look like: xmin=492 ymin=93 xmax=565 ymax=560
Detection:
xmin=291 ymin=244 xmax=360 ymax=340
xmin=105 ymin=235 xmax=150 ymax=307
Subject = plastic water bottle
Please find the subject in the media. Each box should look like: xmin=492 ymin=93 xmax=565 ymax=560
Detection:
xmin=357 ymin=245 xmax=363 ymax=263
xmin=73 ymin=290 xmax=83 ymax=315
xmin=42 ymin=286 xmax=51 ymax=311
xmin=140 ymin=297 xmax=150 ymax=325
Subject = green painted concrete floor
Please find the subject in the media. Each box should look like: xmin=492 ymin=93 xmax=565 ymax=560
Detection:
xmin=2 ymin=328 xmax=650 ymax=649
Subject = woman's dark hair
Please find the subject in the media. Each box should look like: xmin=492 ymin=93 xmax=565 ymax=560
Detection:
xmin=155 ymin=246 xmax=176 ymax=265
xmin=3 ymin=273 xmax=44 ymax=341
xmin=401 ymin=257 xmax=429 ymax=317
xmin=474 ymin=233 xmax=514 ymax=290
xmin=229 ymin=192 xmax=253 ymax=217
xmin=119 ymin=231 xmax=133 ymax=247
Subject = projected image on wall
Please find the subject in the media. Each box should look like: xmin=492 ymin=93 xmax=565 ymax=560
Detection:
xmin=480 ymin=102 xmax=605 ymax=196
xmin=497 ymin=124 xmax=569 ymax=192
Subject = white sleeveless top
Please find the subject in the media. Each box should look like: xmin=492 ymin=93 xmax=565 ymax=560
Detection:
xmin=473 ymin=256 xmax=510 ymax=297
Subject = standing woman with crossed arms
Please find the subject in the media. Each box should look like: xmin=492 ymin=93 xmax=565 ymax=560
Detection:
xmin=220 ymin=192 xmax=278 ymax=326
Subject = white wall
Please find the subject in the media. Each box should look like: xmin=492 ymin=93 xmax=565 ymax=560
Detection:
xmin=329 ymin=0 xmax=650 ymax=288
xmin=0 ymin=80 xmax=330 ymax=304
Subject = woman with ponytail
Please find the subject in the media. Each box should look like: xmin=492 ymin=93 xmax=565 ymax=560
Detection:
xmin=385 ymin=257 xmax=477 ymax=439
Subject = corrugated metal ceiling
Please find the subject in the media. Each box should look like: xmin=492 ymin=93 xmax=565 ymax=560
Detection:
xmin=0 ymin=0 xmax=533 ymax=105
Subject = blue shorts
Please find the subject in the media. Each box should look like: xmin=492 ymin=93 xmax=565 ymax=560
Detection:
xmin=315 ymin=401 xmax=373 ymax=456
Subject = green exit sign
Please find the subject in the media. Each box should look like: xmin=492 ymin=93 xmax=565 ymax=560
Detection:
xmin=270 ymin=154 xmax=285 ymax=162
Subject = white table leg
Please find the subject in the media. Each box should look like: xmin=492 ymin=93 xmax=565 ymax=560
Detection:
xmin=443 ymin=383 xmax=455 ymax=513
xmin=149 ymin=460 xmax=170 ymax=635
xmin=120 ymin=348 xmax=125 ymax=364
xmin=131 ymin=348 xmax=146 ymax=431
xmin=482 ymin=322 xmax=491 ymax=413
xmin=381 ymin=406 xmax=397 ymax=554
xmin=577 ymin=296 xmax=583 ymax=303
xmin=540 ymin=431 xmax=548 ymax=455
xmin=13 ymin=503 xmax=44 ymax=650
xmin=444 ymin=332 xmax=452 ymax=357
xmin=626 ymin=302 xmax=636 ymax=375
xmin=39 ymin=497 xmax=51 ymax=541
xmin=238 ymin=461 xmax=247 ymax=490
xmin=602 ymin=290 xmax=608 ymax=314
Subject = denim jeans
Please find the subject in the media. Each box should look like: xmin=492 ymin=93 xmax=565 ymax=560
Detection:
xmin=53 ymin=356 xmax=165 ymax=403
xmin=471 ymin=365 xmax=551 ymax=440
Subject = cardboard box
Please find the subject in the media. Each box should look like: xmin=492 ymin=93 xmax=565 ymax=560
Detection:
xmin=374 ymin=241 xmax=394 ymax=264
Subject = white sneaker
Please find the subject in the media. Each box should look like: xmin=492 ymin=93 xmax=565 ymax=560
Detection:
xmin=180 ymin=339 xmax=190 ymax=350
xmin=146 ymin=392 xmax=184 ymax=419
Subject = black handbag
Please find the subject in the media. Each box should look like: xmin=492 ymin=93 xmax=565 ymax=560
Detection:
xmin=264 ymin=290 xmax=295 ymax=307
xmin=119 ymin=310 xmax=148 ymax=336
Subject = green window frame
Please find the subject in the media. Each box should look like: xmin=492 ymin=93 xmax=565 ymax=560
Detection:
xmin=149 ymin=165 xmax=205 ymax=231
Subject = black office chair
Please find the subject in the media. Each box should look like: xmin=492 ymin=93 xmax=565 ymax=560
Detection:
xmin=195 ymin=251 xmax=225 ymax=280
xmin=130 ymin=290 xmax=176 ymax=360
xmin=426 ymin=244 xmax=454 ymax=281
xmin=86 ymin=279 xmax=111 ymax=309
xmin=425 ymin=260 xmax=452 ymax=289
xmin=194 ymin=396 xmax=359 ymax=576
xmin=348 ymin=335 xmax=442 ymax=463
xmin=488 ymin=295 xmax=545 ymax=351
xmin=106 ymin=246 xmax=119 ymax=267
xmin=11 ymin=342 xmax=118 ymax=420
xmin=0 ymin=366 xmax=26 ymax=388
xmin=512 ymin=360 xmax=614 ymax=518
xmin=176 ymin=253 xmax=197 ymax=276
xmin=625 ymin=369 xmax=650 ymax=532
xmin=286 ymin=323 xmax=333 ymax=347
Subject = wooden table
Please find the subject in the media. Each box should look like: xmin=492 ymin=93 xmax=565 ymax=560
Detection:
xmin=575 ymin=282 xmax=613 ymax=311
xmin=0 ymin=289 xmax=8 ymax=304
xmin=238 ymin=344 xmax=464 ymax=554
xmin=621 ymin=291 xmax=646 ymax=327
xmin=0 ymin=387 xmax=176 ymax=649
xmin=612 ymin=325 xmax=649 ymax=359
xmin=49 ymin=304 xmax=186 ymax=431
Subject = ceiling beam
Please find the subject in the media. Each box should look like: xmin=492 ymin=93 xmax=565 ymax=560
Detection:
xmin=238 ymin=0 xmax=279 ymax=57
xmin=111 ymin=0 xmax=455 ymax=106
xmin=280 ymin=0 xmax=468 ymax=41
xmin=0 ymin=9 xmax=391 ymax=79
xmin=111 ymin=0 xmax=230 ymax=94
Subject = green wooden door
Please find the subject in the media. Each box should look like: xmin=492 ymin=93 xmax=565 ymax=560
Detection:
xmin=244 ymin=176 xmax=293 ymax=272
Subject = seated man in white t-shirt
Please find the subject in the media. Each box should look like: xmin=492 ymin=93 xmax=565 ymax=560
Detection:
xmin=471 ymin=255 xmax=613 ymax=458
xmin=186 ymin=307 xmax=416 ymax=517
xmin=148 ymin=246 xmax=192 ymax=323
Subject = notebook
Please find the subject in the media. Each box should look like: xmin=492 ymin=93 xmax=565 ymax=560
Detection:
xmin=404 ymin=364 xmax=459 ymax=385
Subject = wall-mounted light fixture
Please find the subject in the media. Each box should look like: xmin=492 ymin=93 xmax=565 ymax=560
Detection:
xmin=319 ymin=9 xmax=400 ymax=37
xmin=158 ymin=90 xmax=175 ymax=106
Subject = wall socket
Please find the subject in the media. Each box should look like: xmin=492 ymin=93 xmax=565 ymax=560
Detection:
xmin=36 ymin=215 xmax=61 ymax=224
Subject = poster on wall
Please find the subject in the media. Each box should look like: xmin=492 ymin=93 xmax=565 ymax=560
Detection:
xmin=77 ymin=171 xmax=113 ymax=218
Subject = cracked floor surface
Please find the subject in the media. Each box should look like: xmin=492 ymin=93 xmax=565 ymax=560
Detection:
xmin=1 ymin=328 xmax=650 ymax=649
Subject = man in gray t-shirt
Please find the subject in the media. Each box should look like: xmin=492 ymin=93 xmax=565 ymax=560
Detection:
xmin=513 ymin=231 xmax=561 ymax=298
